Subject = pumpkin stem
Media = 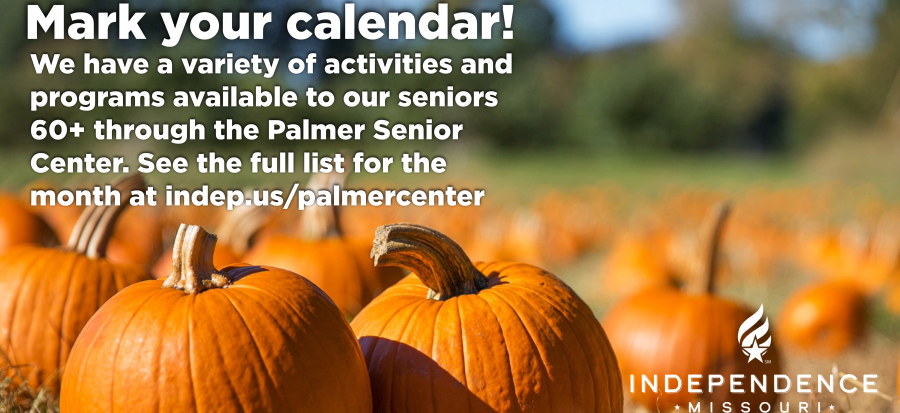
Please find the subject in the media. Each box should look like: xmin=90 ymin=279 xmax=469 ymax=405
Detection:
xmin=702 ymin=202 xmax=731 ymax=295
xmin=300 ymin=170 xmax=348 ymax=241
xmin=66 ymin=174 xmax=146 ymax=258
xmin=163 ymin=224 xmax=231 ymax=294
xmin=371 ymin=223 xmax=487 ymax=300
xmin=216 ymin=199 xmax=272 ymax=256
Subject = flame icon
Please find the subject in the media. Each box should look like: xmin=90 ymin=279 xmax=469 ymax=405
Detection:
xmin=738 ymin=305 xmax=771 ymax=363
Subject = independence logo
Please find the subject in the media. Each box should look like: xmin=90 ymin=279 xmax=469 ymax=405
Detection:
xmin=738 ymin=304 xmax=772 ymax=363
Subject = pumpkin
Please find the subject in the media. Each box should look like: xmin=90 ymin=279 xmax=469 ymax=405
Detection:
xmin=24 ymin=182 xmax=163 ymax=271
xmin=603 ymin=203 xmax=782 ymax=410
xmin=104 ymin=204 xmax=164 ymax=271
xmin=0 ymin=175 xmax=150 ymax=391
xmin=244 ymin=171 xmax=404 ymax=316
xmin=351 ymin=223 xmax=623 ymax=413
xmin=60 ymin=224 xmax=372 ymax=413
xmin=0 ymin=193 xmax=57 ymax=254
xmin=777 ymin=280 xmax=866 ymax=355
xmin=601 ymin=229 xmax=675 ymax=297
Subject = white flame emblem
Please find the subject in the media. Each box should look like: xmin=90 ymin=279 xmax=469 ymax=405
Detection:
xmin=738 ymin=304 xmax=771 ymax=363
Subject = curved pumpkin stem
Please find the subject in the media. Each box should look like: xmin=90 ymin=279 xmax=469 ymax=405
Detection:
xmin=301 ymin=170 xmax=347 ymax=241
xmin=701 ymin=202 xmax=731 ymax=295
xmin=163 ymin=224 xmax=231 ymax=294
xmin=216 ymin=197 xmax=273 ymax=256
xmin=372 ymin=223 xmax=487 ymax=300
xmin=66 ymin=174 xmax=146 ymax=259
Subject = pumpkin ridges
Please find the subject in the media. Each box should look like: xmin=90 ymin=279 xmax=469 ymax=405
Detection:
xmin=54 ymin=250 xmax=87 ymax=377
xmin=192 ymin=292 xmax=263 ymax=411
xmin=0 ymin=247 xmax=43 ymax=359
xmin=232 ymin=280 xmax=370 ymax=407
xmin=59 ymin=282 xmax=161 ymax=411
xmin=436 ymin=298 xmax=471 ymax=413
xmin=356 ymin=294 xmax=425 ymax=365
xmin=476 ymin=294 xmax=525 ymax=412
xmin=494 ymin=277 xmax=622 ymax=411
xmin=19 ymin=250 xmax=77 ymax=386
xmin=493 ymin=284 xmax=615 ymax=410
xmin=109 ymin=286 xmax=168 ymax=409
xmin=216 ymin=292 xmax=281 ymax=408
xmin=222 ymin=271 xmax=370 ymax=410
xmin=479 ymin=289 xmax=560 ymax=411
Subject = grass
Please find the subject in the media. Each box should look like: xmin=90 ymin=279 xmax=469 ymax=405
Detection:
xmin=0 ymin=375 xmax=57 ymax=413
xmin=0 ymin=348 xmax=57 ymax=413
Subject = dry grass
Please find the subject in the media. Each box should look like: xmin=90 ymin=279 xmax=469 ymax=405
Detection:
xmin=0 ymin=349 xmax=58 ymax=413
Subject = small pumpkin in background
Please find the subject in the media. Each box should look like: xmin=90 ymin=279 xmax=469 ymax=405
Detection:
xmin=104 ymin=204 xmax=164 ymax=272
xmin=352 ymin=223 xmax=623 ymax=413
xmin=0 ymin=193 xmax=57 ymax=254
xmin=777 ymin=280 xmax=866 ymax=355
xmin=0 ymin=175 xmax=150 ymax=391
xmin=61 ymin=224 xmax=372 ymax=413
xmin=244 ymin=171 xmax=404 ymax=316
xmin=601 ymin=228 xmax=674 ymax=297
xmin=24 ymin=181 xmax=164 ymax=271
xmin=603 ymin=203 xmax=782 ymax=410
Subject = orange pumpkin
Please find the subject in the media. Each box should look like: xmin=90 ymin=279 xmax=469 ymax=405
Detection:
xmin=777 ymin=280 xmax=866 ymax=355
xmin=0 ymin=175 xmax=150 ymax=391
xmin=603 ymin=204 xmax=782 ymax=410
xmin=244 ymin=171 xmax=403 ymax=316
xmin=0 ymin=194 xmax=57 ymax=253
xmin=351 ymin=224 xmax=623 ymax=413
xmin=60 ymin=224 xmax=372 ymax=413
xmin=104 ymin=204 xmax=164 ymax=271
xmin=601 ymin=229 xmax=674 ymax=297
xmin=25 ymin=182 xmax=163 ymax=271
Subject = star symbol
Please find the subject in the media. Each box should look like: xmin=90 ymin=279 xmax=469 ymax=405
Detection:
xmin=829 ymin=405 xmax=835 ymax=410
xmin=674 ymin=405 xmax=680 ymax=410
xmin=745 ymin=339 xmax=766 ymax=363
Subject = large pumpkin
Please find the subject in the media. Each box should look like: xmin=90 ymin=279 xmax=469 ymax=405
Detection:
xmin=60 ymin=224 xmax=372 ymax=413
xmin=0 ymin=175 xmax=150 ymax=391
xmin=0 ymin=193 xmax=57 ymax=254
xmin=244 ymin=171 xmax=403 ymax=316
xmin=603 ymin=204 xmax=782 ymax=410
xmin=351 ymin=223 xmax=623 ymax=413
xmin=777 ymin=280 xmax=866 ymax=355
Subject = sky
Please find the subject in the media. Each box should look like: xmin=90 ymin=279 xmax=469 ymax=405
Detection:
xmin=544 ymin=0 xmax=681 ymax=52
xmin=545 ymin=0 xmax=884 ymax=61
xmin=322 ymin=0 xmax=884 ymax=61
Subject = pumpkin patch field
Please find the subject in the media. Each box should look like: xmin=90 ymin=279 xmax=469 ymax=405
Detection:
xmin=1 ymin=146 xmax=900 ymax=413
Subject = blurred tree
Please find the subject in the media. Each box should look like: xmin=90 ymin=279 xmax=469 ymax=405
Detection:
xmin=3 ymin=0 xmax=900 ymax=155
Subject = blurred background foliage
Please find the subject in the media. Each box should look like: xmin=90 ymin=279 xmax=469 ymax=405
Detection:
xmin=3 ymin=0 xmax=900 ymax=157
